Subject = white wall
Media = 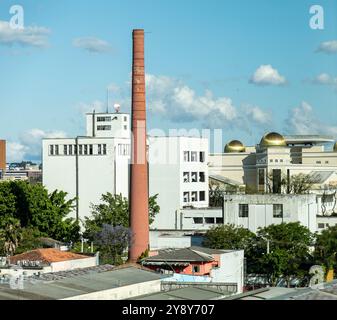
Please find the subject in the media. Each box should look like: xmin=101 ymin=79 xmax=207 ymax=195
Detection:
xmin=51 ymin=256 xmax=97 ymax=272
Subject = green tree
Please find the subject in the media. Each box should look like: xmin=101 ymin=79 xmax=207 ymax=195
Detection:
xmin=203 ymin=224 xmax=256 ymax=251
xmin=0 ymin=216 xmax=23 ymax=256
xmin=83 ymin=193 xmax=160 ymax=241
xmin=255 ymin=222 xmax=314 ymax=286
xmin=314 ymin=225 xmax=337 ymax=272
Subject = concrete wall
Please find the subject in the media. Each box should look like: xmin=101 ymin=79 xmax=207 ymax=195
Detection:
xmin=223 ymin=194 xmax=318 ymax=233
xmin=62 ymin=279 xmax=163 ymax=300
xmin=50 ymin=256 xmax=97 ymax=272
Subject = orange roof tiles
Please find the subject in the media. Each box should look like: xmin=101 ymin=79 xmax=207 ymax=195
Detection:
xmin=10 ymin=248 xmax=89 ymax=265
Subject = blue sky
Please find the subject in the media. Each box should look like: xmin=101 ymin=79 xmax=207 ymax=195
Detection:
xmin=0 ymin=0 xmax=337 ymax=161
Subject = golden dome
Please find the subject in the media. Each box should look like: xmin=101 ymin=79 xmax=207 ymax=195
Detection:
xmin=224 ymin=140 xmax=246 ymax=153
xmin=260 ymin=132 xmax=286 ymax=148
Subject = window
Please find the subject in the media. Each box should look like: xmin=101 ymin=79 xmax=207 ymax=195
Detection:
xmin=199 ymin=191 xmax=205 ymax=201
xmin=191 ymin=172 xmax=197 ymax=182
xmin=98 ymin=144 xmax=102 ymax=155
xmin=124 ymin=116 xmax=127 ymax=122
xmin=184 ymin=151 xmax=190 ymax=162
xmin=275 ymin=159 xmax=279 ymax=163
xmin=84 ymin=145 xmax=88 ymax=155
xmin=118 ymin=144 xmax=130 ymax=156
xmin=73 ymin=145 xmax=77 ymax=155
xmin=191 ymin=191 xmax=198 ymax=202
xmin=183 ymin=172 xmax=190 ymax=183
xmin=97 ymin=125 xmax=111 ymax=131
xmin=124 ymin=125 xmax=127 ymax=130
xmin=205 ymin=218 xmax=215 ymax=224
xmin=199 ymin=172 xmax=205 ymax=182
xmin=200 ymin=152 xmax=205 ymax=163
xmin=69 ymin=145 xmax=73 ymax=155
xmin=280 ymin=159 xmax=284 ymax=163
xmin=191 ymin=152 xmax=198 ymax=162
xmin=64 ymin=145 xmax=68 ymax=156
xmin=216 ymin=218 xmax=224 ymax=224
xmin=318 ymin=223 xmax=325 ymax=229
xmin=103 ymin=144 xmax=107 ymax=155
xmin=239 ymin=204 xmax=249 ymax=218
xmin=193 ymin=217 xmax=203 ymax=224
xmin=273 ymin=204 xmax=283 ymax=218
xmin=97 ymin=116 xmax=111 ymax=122
xmin=79 ymin=145 xmax=83 ymax=155
xmin=325 ymin=161 xmax=329 ymax=164
xmin=183 ymin=192 xmax=190 ymax=203
xmin=55 ymin=145 xmax=59 ymax=155
xmin=89 ymin=145 xmax=93 ymax=155
xmin=193 ymin=265 xmax=200 ymax=273
xmin=316 ymin=161 xmax=322 ymax=164
xmin=50 ymin=145 xmax=54 ymax=156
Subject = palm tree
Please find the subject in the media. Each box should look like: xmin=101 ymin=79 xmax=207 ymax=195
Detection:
xmin=0 ymin=217 xmax=22 ymax=256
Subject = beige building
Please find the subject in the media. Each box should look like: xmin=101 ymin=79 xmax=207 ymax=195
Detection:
xmin=209 ymin=133 xmax=337 ymax=196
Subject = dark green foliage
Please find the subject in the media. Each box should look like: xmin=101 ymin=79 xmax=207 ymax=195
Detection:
xmin=314 ymin=225 xmax=337 ymax=270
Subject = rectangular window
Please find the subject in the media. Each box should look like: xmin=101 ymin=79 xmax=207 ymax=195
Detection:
xmin=275 ymin=159 xmax=279 ymax=163
xmin=325 ymin=161 xmax=329 ymax=164
xmin=69 ymin=145 xmax=73 ymax=155
xmin=118 ymin=144 xmax=130 ymax=156
xmin=124 ymin=125 xmax=127 ymax=130
xmin=50 ymin=145 xmax=54 ymax=156
xmin=199 ymin=191 xmax=206 ymax=201
xmin=199 ymin=172 xmax=205 ymax=182
xmin=184 ymin=151 xmax=190 ymax=162
xmin=89 ymin=145 xmax=93 ymax=155
xmin=79 ymin=145 xmax=83 ymax=155
xmin=216 ymin=218 xmax=224 ymax=224
xmin=239 ymin=204 xmax=249 ymax=218
xmin=318 ymin=223 xmax=325 ymax=229
xmin=97 ymin=125 xmax=112 ymax=131
xmin=270 ymin=159 xmax=273 ymax=163
xmin=98 ymin=144 xmax=102 ymax=155
xmin=191 ymin=172 xmax=198 ymax=182
xmin=183 ymin=192 xmax=190 ymax=203
xmin=55 ymin=145 xmax=59 ymax=155
xmin=84 ymin=145 xmax=88 ymax=155
xmin=200 ymin=152 xmax=205 ymax=163
xmin=193 ymin=265 xmax=200 ymax=273
xmin=191 ymin=191 xmax=198 ymax=202
xmin=97 ymin=116 xmax=111 ymax=122
xmin=191 ymin=152 xmax=198 ymax=162
xmin=64 ymin=145 xmax=68 ymax=156
xmin=316 ymin=161 xmax=322 ymax=164
xmin=103 ymin=144 xmax=107 ymax=155
xmin=280 ymin=159 xmax=284 ymax=163
xmin=205 ymin=218 xmax=215 ymax=224
xmin=183 ymin=172 xmax=190 ymax=183
xmin=73 ymin=145 xmax=77 ymax=155
xmin=258 ymin=169 xmax=265 ymax=186
xmin=273 ymin=204 xmax=283 ymax=218
xmin=193 ymin=217 xmax=203 ymax=224
xmin=124 ymin=116 xmax=127 ymax=122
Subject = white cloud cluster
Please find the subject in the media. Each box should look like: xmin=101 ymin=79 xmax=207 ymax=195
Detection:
xmin=146 ymin=74 xmax=270 ymax=129
xmin=317 ymin=40 xmax=337 ymax=54
xmin=285 ymin=101 xmax=337 ymax=136
xmin=311 ymin=73 xmax=337 ymax=90
xmin=0 ymin=20 xmax=50 ymax=48
xmin=73 ymin=37 xmax=113 ymax=53
xmin=7 ymin=129 xmax=67 ymax=162
xmin=250 ymin=65 xmax=286 ymax=86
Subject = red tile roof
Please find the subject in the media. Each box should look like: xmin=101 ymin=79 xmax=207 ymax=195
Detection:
xmin=10 ymin=249 xmax=89 ymax=265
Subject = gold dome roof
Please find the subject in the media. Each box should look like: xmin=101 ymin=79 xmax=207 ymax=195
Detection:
xmin=260 ymin=132 xmax=286 ymax=148
xmin=224 ymin=140 xmax=246 ymax=153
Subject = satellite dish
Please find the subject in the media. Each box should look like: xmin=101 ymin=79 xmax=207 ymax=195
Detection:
xmin=114 ymin=103 xmax=121 ymax=113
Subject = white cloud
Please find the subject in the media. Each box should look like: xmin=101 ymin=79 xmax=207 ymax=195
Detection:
xmin=7 ymin=129 xmax=67 ymax=162
xmin=73 ymin=37 xmax=113 ymax=53
xmin=250 ymin=65 xmax=286 ymax=86
xmin=317 ymin=40 xmax=337 ymax=54
xmin=0 ymin=20 xmax=50 ymax=48
xmin=310 ymin=73 xmax=337 ymax=89
xmin=285 ymin=101 xmax=337 ymax=136
xmin=146 ymin=74 xmax=271 ymax=130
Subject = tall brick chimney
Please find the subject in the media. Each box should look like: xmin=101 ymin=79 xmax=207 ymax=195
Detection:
xmin=129 ymin=29 xmax=149 ymax=262
xmin=0 ymin=140 xmax=6 ymax=177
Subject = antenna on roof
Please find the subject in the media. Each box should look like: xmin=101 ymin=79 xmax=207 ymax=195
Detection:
xmin=106 ymin=88 xmax=109 ymax=114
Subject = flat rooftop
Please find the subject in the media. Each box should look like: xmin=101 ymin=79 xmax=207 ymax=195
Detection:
xmin=0 ymin=265 xmax=168 ymax=300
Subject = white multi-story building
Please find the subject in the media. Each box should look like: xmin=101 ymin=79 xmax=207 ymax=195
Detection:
xmin=148 ymin=136 xmax=209 ymax=230
xmin=43 ymin=112 xmax=131 ymax=221
xmin=43 ymin=112 xmax=209 ymax=228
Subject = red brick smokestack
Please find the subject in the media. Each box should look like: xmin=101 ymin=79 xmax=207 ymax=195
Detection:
xmin=129 ymin=29 xmax=149 ymax=262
